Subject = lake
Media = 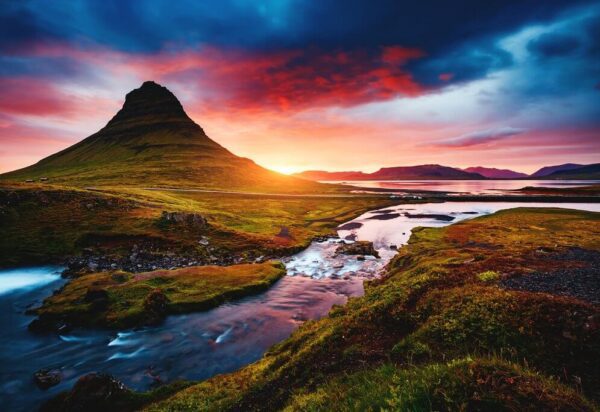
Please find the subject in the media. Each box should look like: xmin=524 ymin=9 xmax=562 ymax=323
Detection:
xmin=320 ymin=179 xmax=600 ymax=194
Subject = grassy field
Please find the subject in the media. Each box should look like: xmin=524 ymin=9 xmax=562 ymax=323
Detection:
xmin=0 ymin=183 xmax=396 ymax=268
xmin=31 ymin=261 xmax=286 ymax=330
xmin=128 ymin=208 xmax=600 ymax=411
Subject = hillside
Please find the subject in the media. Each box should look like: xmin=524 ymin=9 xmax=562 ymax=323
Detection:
xmin=531 ymin=163 xmax=584 ymax=177
xmin=463 ymin=166 xmax=528 ymax=179
xmin=545 ymin=163 xmax=600 ymax=180
xmin=0 ymin=82 xmax=327 ymax=194
xmin=293 ymin=170 xmax=369 ymax=181
xmin=296 ymin=164 xmax=484 ymax=181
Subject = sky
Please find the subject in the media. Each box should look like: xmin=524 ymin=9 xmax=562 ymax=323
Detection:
xmin=1 ymin=0 xmax=599 ymax=174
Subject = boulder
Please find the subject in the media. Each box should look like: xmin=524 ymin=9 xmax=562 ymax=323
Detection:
xmin=33 ymin=368 xmax=62 ymax=390
xmin=41 ymin=373 xmax=130 ymax=412
xmin=143 ymin=288 xmax=169 ymax=325
xmin=160 ymin=211 xmax=207 ymax=228
xmin=335 ymin=241 xmax=380 ymax=258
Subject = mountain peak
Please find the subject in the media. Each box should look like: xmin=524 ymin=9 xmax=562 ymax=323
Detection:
xmin=105 ymin=81 xmax=193 ymax=129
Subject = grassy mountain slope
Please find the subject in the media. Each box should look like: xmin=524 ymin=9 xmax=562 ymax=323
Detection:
xmin=0 ymin=82 xmax=329 ymax=194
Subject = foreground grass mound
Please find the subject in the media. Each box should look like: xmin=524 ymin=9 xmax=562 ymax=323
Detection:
xmin=31 ymin=261 xmax=285 ymax=331
xmin=142 ymin=208 xmax=599 ymax=411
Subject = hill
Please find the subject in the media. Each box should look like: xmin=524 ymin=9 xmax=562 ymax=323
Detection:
xmin=293 ymin=171 xmax=369 ymax=181
xmin=545 ymin=163 xmax=600 ymax=180
xmin=463 ymin=166 xmax=527 ymax=179
xmin=295 ymin=164 xmax=484 ymax=181
xmin=0 ymin=81 xmax=327 ymax=194
xmin=531 ymin=163 xmax=584 ymax=177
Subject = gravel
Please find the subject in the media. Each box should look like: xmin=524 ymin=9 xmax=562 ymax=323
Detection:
xmin=500 ymin=248 xmax=600 ymax=305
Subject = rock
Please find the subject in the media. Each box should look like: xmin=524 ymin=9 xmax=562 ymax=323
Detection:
xmin=41 ymin=373 xmax=130 ymax=412
xmin=143 ymin=289 xmax=169 ymax=325
xmin=276 ymin=226 xmax=292 ymax=239
xmin=333 ymin=262 xmax=344 ymax=269
xmin=335 ymin=241 xmax=380 ymax=258
xmin=405 ymin=213 xmax=454 ymax=222
xmin=367 ymin=213 xmax=401 ymax=220
xmin=356 ymin=255 xmax=366 ymax=261
xmin=87 ymin=262 xmax=98 ymax=272
xmin=337 ymin=222 xmax=363 ymax=230
xmin=34 ymin=368 xmax=62 ymax=390
xmin=84 ymin=288 xmax=109 ymax=310
xmin=160 ymin=211 xmax=207 ymax=228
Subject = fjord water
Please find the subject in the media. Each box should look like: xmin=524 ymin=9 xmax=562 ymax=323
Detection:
xmin=1 ymin=202 xmax=599 ymax=410
xmin=324 ymin=179 xmax=600 ymax=194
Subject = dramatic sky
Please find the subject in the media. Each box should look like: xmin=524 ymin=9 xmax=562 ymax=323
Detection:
xmin=1 ymin=1 xmax=599 ymax=174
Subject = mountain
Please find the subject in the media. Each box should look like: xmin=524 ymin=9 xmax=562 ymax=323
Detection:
xmin=294 ymin=171 xmax=369 ymax=181
xmin=531 ymin=163 xmax=584 ymax=177
xmin=0 ymin=81 xmax=325 ymax=193
xmin=463 ymin=166 xmax=528 ymax=179
xmin=296 ymin=165 xmax=484 ymax=181
xmin=544 ymin=163 xmax=600 ymax=180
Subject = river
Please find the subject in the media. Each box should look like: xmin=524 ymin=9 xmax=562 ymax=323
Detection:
xmin=1 ymin=202 xmax=599 ymax=410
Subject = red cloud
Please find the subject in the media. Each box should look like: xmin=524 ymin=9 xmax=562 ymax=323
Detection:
xmin=17 ymin=43 xmax=426 ymax=114
xmin=439 ymin=72 xmax=454 ymax=81
xmin=0 ymin=77 xmax=79 ymax=116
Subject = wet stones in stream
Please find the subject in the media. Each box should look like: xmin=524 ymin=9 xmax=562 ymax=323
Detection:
xmin=41 ymin=373 xmax=130 ymax=412
xmin=33 ymin=369 xmax=62 ymax=390
xmin=335 ymin=241 xmax=380 ymax=259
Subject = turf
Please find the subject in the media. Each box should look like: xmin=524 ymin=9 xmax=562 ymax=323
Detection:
xmin=0 ymin=184 xmax=396 ymax=267
xmin=31 ymin=261 xmax=286 ymax=330
xmin=140 ymin=208 xmax=600 ymax=411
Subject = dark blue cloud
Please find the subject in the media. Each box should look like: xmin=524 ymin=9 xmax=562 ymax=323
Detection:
xmin=3 ymin=0 xmax=596 ymax=54
xmin=527 ymin=33 xmax=581 ymax=57
xmin=1 ymin=0 xmax=599 ymax=109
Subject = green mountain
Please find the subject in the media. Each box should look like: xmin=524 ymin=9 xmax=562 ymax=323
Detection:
xmin=0 ymin=81 xmax=324 ymax=193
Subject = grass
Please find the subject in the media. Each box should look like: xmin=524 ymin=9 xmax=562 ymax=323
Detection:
xmin=0 ymin=184 xmax=396 ymax=267
xmin=138 ymin=208 xmax=600 ymax=411
xmin=32 ymin=261 xmax=286 ymax=330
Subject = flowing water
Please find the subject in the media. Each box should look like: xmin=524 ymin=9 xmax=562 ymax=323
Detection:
xmin=1 ymin=202 xmax=599 ymax=410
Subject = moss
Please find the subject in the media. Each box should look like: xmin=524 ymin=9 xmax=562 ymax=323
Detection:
xmin=32 ymin=261 xmax=286 ymax=330
xmin=384 ymin=357 xmax=595 ymax=412
xmin=0 ymin=185 xmax=397 ymax=267
xmin=478 ymin=270 xmax=500 ymax=282
xmin=141 ymin=208 xmax=600 ymax=411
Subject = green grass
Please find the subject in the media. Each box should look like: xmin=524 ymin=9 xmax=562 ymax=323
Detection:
xmin=140 ymin=208 xmax=600 ymax=411
xmin=0 ymin=184 xmax=396 ymax=267
xmin=32 ymin=261 xmax=286 ymax=329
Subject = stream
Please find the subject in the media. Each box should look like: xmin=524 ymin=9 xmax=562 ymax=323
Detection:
xmin=1 ymin=201 xmax=599 ymax=410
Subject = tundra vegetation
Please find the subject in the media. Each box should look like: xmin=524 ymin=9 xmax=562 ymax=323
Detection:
xmin=119 ymin=208 xmax=598 ymax=411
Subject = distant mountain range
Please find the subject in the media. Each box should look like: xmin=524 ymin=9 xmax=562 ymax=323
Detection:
xmin=295 ymin=165 xmax=485 ymax=181
xmin=0 ymin=81 xmax=326 ymax=193
xmin=530 ymin=163 xmax=584 ymax=177
xmin=296 ymin=163 xmax=600 ymax=181
xmin=463 ymin=167 xmax=528 ymax=179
